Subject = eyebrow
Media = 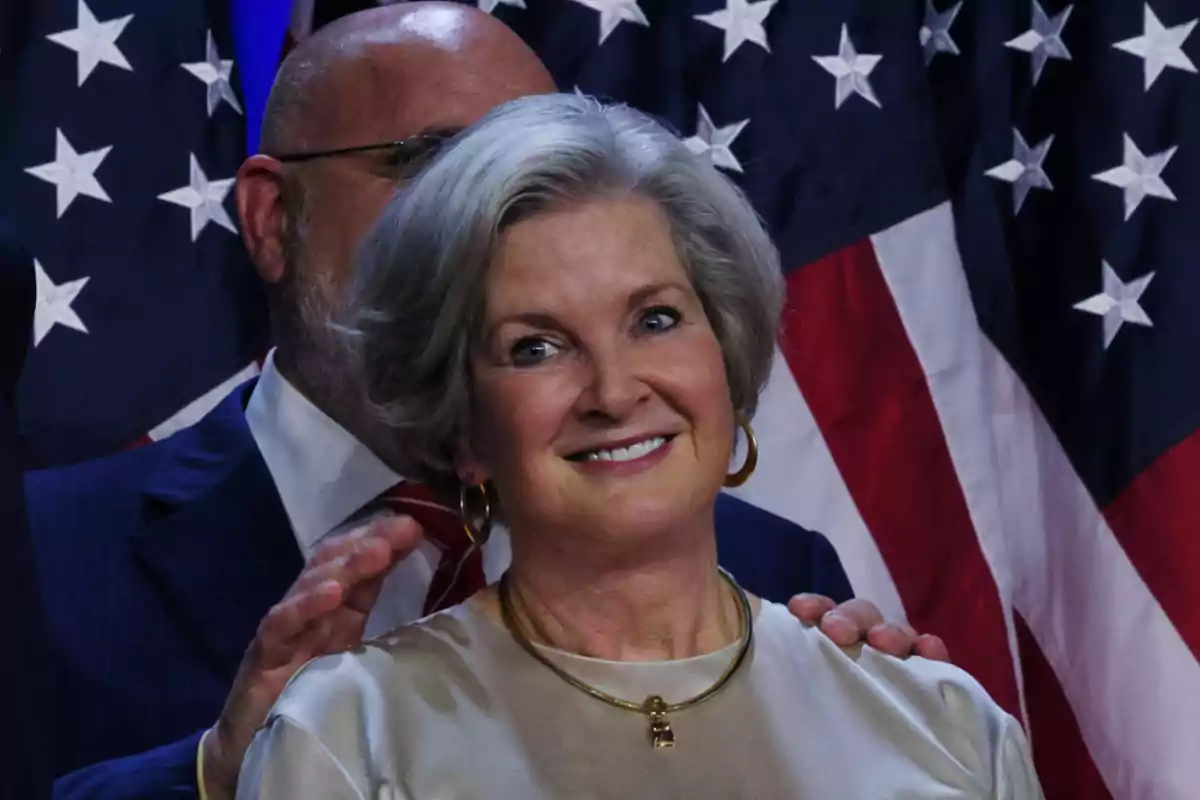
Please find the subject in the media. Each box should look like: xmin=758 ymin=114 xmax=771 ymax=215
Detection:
xmin=625 ymin=280 xmax=691 ymax=312
xmin=486 ymin=281 xmax=693 ymax=337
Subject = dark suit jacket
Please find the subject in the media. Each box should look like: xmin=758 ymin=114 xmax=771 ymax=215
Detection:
xmin=31 ymin=381 xmax=852 ymax=798
xmin=2 ymin=219 xmax=54 ymax=800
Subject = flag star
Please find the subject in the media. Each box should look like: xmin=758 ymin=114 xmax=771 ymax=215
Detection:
xmin=46 ymin=0 xmax=134 ymax=87
xmin=477 ymin=0 xmax=526 ymax=13
xmin=812 ymin=24 xmax=883 ymax=109
xmin=182 ymin=30 xmax=242 ymax=117
xmin=985 ymin=128 xmax=1054 ymax=214
xmin=157 ymin=154 xmax=237 ymax=241
xmin=683 ymin=105 xmax=750 ymax=173
xmin=1005 ymin=0 xmax=1073 ymax=85
xmin=1113 ymin=4 xmax=1197 ymax=90
xmin=568 ymin=0 xmax=650 ymax=46
xmin=25 ymin=129 xmax=113 ymax=218
xmin=33 ymin=260 xmax=89 ymax=347
xmin=1073 ymin=261 xmax=1154 ymax=349
xmin=1091 ymin=134 xmax=1177 ymax=220
xmin=693 ymin=0 xmax=778 ymax=63
xmin=920 ymin=0 xmax=963 ymax=64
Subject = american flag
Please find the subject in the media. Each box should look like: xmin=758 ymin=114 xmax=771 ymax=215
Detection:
xmin=0 ymin=0 xmax=269 ymax=468
xmin=6 ymin=0 xmax=1196 ymax=795
xmin=287 ymin=0 xmax=1197 ymax=796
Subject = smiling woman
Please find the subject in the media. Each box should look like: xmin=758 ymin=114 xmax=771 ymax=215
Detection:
xmin=235 ymin=94 xmax=1043 ymax=799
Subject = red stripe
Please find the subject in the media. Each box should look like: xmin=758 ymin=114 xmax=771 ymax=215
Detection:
xmin=1015 ymin=615 xmax=1112 ymax=800
xmin=779 ymin=239 xmax=1020 ymax=715
xmin=1103 ymin=428 xmax=1200 ymax=661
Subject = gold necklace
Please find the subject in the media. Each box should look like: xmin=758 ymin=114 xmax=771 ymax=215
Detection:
xmin=497 ymin=568 xmax=753 ymax=749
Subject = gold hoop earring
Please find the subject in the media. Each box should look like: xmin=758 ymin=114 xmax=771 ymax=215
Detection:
xmin=459 ymin=482 xmax=493 ymax=547
xmin=724 ymin=416 xmax=758 ymax=488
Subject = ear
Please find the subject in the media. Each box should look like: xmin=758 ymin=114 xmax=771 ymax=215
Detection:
xmin=454 ymin=437 xmax=491 ymax=487
xmin=235 ymin=155 xmax=290 ymax=285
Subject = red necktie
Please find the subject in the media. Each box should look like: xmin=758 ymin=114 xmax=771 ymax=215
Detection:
xmin=382 ymin=482 xmax=487 ymax=615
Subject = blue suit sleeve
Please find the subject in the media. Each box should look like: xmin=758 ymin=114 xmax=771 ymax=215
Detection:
xmin=808 ymin=532 xmax=855 ymax=604
xmin=53 ymin=731 xmax=205 ymax=800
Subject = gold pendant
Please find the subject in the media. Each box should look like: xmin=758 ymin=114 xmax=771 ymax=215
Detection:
xmin=643 ymin=695 xmax=675 ymax=748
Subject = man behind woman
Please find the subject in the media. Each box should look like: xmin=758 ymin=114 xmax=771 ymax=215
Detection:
xmin=238 ymin=93 xmax=1042 ymax=798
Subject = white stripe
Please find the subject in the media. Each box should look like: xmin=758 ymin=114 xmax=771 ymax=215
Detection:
xmin=869 ymin=204 xmax=1027 ymax=725
xmin=726 ymin=349 xmax=906 ymax=623
xmin=872 ymin=202 xmax=1200 ymax=798
xmin=147 ymin=361 xmax=261 ymax=441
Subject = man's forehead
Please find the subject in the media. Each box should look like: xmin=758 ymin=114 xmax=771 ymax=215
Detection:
xmin=318 ymin=41 xmax=546 ymax=143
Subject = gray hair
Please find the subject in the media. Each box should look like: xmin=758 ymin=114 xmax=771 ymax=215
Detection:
xmin=339 ymin=93 xmax=784 ymax=482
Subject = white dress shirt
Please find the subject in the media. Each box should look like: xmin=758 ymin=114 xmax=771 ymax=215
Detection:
xmin=244 ymin=350 xmax=511 ymax=636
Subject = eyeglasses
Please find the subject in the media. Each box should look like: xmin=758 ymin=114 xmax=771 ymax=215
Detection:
xmin=271 ymin=132 xmax=454 ymax=167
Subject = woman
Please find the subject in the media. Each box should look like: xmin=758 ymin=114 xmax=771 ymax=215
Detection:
xmin=237 ymin=94 xmax=1042 ymax=798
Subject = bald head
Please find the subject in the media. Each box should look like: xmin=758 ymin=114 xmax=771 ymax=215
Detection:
xmin=236 ymin=3 xmax=554 ymax=460
xmin=261 ymin=2 xmax=555 ymax=155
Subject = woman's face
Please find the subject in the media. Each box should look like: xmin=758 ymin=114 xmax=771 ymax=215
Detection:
xmin=466 ymin=195 xmax=736 ymax=546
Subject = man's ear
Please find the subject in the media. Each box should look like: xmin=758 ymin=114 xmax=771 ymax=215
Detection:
xmin=235 ymin=155 xmax=290 ymax=285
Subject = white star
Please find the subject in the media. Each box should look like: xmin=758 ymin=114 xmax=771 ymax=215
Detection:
xmin=1005 ymin=0 xmax=1073 ymax=85
xmin=683 ymin=105 xmax=749 ymax=173
xmin=921 ymin=0 xmax=963 ymax=64
xmin=1113 ymin=4 xmax=1197 ymax=90
xmin=477 ymin=0 xmax=526 ymax=13
xmin=984 ymin=128 xmax=1054 ymax=214
xmin=812 ymin=24 xmax=883 ymax=109
xmin=32 ymin=260 xmax=89 ymax=347
xmin=1091 ymin=134 xmax=1177 ymax=220
xmin=157 ymin=154 xmax=237 ymax=242
xmin=46 ymin=0 xmax=134 ymax=87
xmin=693 ymin=0 xmax=778 ymax=63
xmin=182 ymin=30 xmax=242 ymax=117
xmin=24 ymin=129 xmax=112 ymax=218
xmin=568 ymin=0 xmax=650 ymax=46
xmin=1073 ymin=261 xmax=1154 ymax=349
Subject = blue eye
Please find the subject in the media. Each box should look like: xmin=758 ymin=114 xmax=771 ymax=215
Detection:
xmin=510 ymin=337 xmax=561 ymax=366
xmin=638 ymin=306 xmax=681 ymax=334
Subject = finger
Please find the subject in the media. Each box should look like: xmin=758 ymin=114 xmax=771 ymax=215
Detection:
xmin=310 ymin=514 xmax=424 ymax=566
xmin=371 ymin=514 xmax=426 ymax=560
xmin=786 ymin=594 xmax=837 ymax=625
xmin=306 ymin=516 xmax=425 ymax=602
xmin=296 ymin=516 xmax=424 ymax=595
xmin=866 ymin=623 xmax=918 ymax=657
xmin=342 ymin=573 xmax=387 ymax=618
xmin=269 ymin=613 xmax=338 ymax=667
xmin=825 ymin=598 xmax=886 ymax=633
xmin=914 ymin=634 xmax=951 ymax=663
xmin=252 ymin=581 xmax=343 ymax=667
xmin=817 ymin=612 xmax=866 ymax=646
xmin=310 ymin=522 xmax=381 ymax=565
xmin=323 ymin=606 xmax=371 ymax=654
xmin=292 ymin=538 xmax=395 ymax=597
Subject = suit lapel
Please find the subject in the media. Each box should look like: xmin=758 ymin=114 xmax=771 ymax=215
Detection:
xmin=131 ymin=381 xmax=303 ymax=675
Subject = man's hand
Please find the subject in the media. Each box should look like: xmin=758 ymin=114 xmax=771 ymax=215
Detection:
xmin=788 ymin=594 xmax=950 ymax=662
xmin=201 ymin=515 xmax=424 ymax=799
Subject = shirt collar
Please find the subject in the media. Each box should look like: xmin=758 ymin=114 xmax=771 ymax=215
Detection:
xmin=245 ymin=350 xmax=402 ymax=556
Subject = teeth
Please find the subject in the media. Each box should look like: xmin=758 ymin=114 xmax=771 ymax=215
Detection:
xmin=585 ymin=437 xmax=666 ymax=462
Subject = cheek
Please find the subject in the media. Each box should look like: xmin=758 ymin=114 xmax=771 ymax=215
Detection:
xmin=656 ymin=330 xmax=735 ymax=435
xmin=309 ymin=180 xmax=394 ymax=282
xmin=472 ymin=372 xmax=575 ymax=475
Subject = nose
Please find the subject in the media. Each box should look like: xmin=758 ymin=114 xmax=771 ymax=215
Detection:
xmin=576 ymin=343 xmax=651 ymax=423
